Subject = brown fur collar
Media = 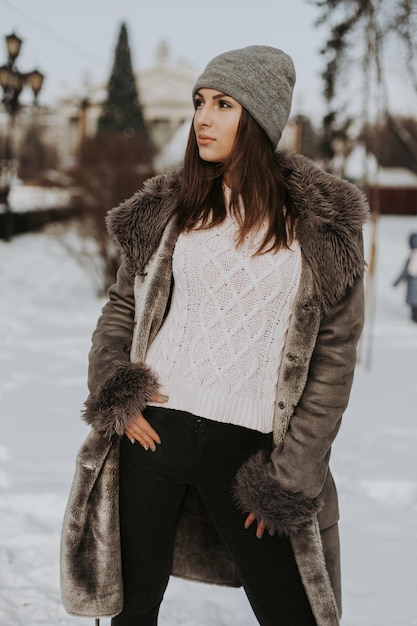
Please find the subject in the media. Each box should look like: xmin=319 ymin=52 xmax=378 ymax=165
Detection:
xmin=106 ymin=152 xmax=369 ymax=309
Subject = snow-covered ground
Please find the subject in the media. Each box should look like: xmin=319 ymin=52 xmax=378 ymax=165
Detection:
xmin=0 ymin=214 xmax=416 ymax=626
xmin=7 ymin=179 xmax=73 ymax=213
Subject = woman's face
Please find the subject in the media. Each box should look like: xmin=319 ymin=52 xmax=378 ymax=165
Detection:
xmin=193 ymin=88 xmax=242 ymax=163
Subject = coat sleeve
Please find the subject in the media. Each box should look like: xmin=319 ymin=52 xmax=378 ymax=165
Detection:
xmin=234 ymin=270 xmax=365 ymax=535
xmin=82 ymin=262 xmax=160 ymax=439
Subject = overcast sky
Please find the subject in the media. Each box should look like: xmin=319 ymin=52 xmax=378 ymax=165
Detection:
xmin=0 ymin=0 xmax=415 ymax=124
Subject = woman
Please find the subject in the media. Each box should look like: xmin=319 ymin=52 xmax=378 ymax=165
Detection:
xmin=61 ymin=46 xmax=369 ymax=626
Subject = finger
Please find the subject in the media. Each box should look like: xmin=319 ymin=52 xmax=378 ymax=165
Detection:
xmin=124 ymin=428 xmax=136 ymax=443
xmin=125 ymin=431 xmax=154 ymax=451
xmin=128 ymin=415 xmax=161 ymax=449
xmin=130 ymin=424 xmax=161 ymax=452
xmin=134 ymin=425 xmax=161 ymax=449
xmin=129 ymin=413 xmax=161 ymax=442
xmin=256 ymin=520 xmax=266 ymax=539
xmin=140 ymin=432 xmax=158 ymax=451
xmin=142 ymin=423 xmax=162 ymax=445
xmin=244 ymin=512 xmax=256 ymax=529
xmin=129 ymin=430 xmax=157 ymax=451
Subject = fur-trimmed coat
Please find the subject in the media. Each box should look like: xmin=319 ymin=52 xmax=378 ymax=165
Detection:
xmin=60 ymin=151 xmax=369 ymax=626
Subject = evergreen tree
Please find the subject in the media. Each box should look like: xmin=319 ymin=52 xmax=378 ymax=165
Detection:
xmin=97 ymin=21 xmax=149 ymax=143
xmin=68 ymin=21 xmax=155 ymax=296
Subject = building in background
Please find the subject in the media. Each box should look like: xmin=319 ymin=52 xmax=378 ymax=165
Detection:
xmin=139 ymin=41 xmax=198 ymax=150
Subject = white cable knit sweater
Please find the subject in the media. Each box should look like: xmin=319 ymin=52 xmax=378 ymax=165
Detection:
xmin=146 ymin=214 xmax=301 ymax=433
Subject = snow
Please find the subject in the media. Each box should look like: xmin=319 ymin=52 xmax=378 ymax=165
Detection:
xmin=335 ymin=145 xmax=417 ymax=188
xmin=7 ymin=179 xmax=73 ymax=213
xmin=1 ymin=213 xmax=417 ymax=626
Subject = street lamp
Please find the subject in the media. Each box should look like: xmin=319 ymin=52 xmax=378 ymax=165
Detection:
xmin=0 ymin=31 xmax=45 ymax=240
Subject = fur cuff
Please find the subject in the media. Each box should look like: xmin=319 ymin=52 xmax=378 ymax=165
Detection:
xmin=233 ymin=451 xmax=322 ymax=535
xmin=82 ymin=360 xmax=160 ymax=439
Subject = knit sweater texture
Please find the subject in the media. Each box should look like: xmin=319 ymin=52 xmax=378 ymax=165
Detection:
xmin=146 ymin=214 xmax=301 ymax=433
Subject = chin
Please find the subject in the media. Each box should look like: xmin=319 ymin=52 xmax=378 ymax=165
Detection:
xmin=199 ymin=151 xmax=225 ymax=163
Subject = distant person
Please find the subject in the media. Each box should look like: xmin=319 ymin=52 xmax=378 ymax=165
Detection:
xmin=60 ymin=45 xmax=369 ymax=626
xmin=393 ymin=232 xmax=417 ymax=322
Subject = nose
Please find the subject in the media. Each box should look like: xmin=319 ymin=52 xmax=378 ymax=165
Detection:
xmin=195 ymin=103 xmax=212 ymax=127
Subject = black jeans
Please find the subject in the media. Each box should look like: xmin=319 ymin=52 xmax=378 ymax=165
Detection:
xmin=111 ymin=407 xmax=316 ymax=626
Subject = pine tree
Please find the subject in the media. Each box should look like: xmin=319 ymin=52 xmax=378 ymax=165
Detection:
xmin=68 ymin=22 xmax=155 ymax=296
xmin=97 ymin=22 xmax=149 ymax=142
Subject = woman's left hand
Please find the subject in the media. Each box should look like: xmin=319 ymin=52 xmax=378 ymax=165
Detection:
xmin=244 ymin=512 xmax=275 ymax=539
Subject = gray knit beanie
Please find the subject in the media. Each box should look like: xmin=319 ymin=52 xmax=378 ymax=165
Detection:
xmin=192 ymin=45 xmax=296 ymax=149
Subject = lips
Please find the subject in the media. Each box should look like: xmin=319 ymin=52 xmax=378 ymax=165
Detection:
xmin=197 ymin=135 xmax=215 ymax=145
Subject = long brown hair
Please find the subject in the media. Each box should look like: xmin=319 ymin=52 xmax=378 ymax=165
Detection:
xmin=177 ymin=108 xmax=297 ymax=254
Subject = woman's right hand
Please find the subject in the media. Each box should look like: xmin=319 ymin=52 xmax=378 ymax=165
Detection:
xmin=124 ymin=393 xmax=168 ymax=451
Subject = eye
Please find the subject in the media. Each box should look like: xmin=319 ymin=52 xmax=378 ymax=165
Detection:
xmin=218 ymin=99 xmax=232 ymax=109
xmin=193 ymin=97 xmax=204 ymax=110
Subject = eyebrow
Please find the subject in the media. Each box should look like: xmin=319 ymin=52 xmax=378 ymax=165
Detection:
xmin=194 ymin=91 xmax=229 ymax=100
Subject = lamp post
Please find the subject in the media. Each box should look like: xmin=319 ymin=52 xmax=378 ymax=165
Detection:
xmin=0 ymin=32 xmax=44 ymax=240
